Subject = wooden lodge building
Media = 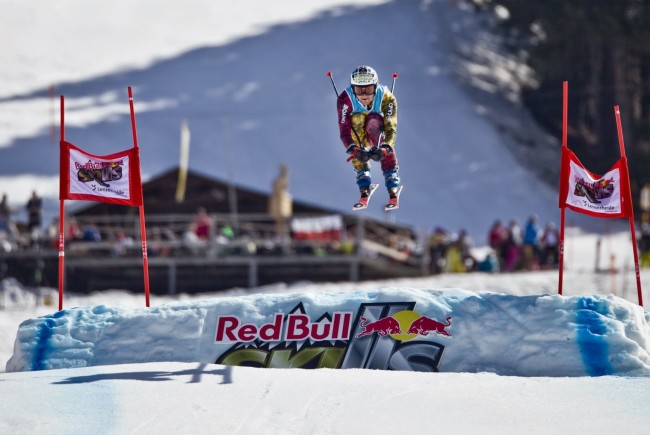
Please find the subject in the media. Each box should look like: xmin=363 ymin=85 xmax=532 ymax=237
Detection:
xmin=2 ymin=168 xmax=422 ymax=294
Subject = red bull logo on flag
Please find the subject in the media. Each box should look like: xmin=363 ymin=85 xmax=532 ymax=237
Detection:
xmin=214 ymin=301 xmax=452 ymax=372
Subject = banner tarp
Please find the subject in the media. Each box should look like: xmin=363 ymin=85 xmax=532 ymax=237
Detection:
xmin=559 ymin=147 xmax=631 ymax=218
xmin=59 ymin=141 xmax=143 ymax=206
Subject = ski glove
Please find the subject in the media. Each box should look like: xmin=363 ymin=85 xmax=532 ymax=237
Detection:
xmin=380 ymin=143 xmax=394 ymax=154
xmin=346 ymin=144 xmax=360 ymax=155
xmin=356 ymin=149 xmax=370 ymax=163
xmin=346 ymin=144 xmax=370 ymax=162
xmin=369 ymin=146 xmax=384 ymax=161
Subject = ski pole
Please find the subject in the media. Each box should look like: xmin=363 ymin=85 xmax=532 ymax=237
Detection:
xmin=326 ymin=71 xmax=339 ymax=97
xmin=368 ymin=72 xmax=397 ymax=148
xmin=327 ymin=71 xmax=366 ymax=152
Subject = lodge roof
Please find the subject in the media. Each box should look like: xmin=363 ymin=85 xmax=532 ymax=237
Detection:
xmin=73 ymin=167 xmax=332 ymax=217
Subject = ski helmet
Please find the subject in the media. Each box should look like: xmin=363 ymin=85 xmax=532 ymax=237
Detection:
xmin=350 ymin=66 xmax=379 ymax=87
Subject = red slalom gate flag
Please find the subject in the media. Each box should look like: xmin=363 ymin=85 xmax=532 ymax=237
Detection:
xmin=558 ymin=146 xmax=632 ymax=218
xmin=59 ymin=140 xmax=143 ymax=206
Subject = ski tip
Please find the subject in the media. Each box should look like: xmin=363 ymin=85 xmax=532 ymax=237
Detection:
xmin=327 ymin=71 xmax=332 ymax=77
xmin=393 ymin=73 xmax=398 ymax=78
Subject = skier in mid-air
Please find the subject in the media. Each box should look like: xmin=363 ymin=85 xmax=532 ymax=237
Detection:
xmin=335 ymin=65 xmax=402 ymax=210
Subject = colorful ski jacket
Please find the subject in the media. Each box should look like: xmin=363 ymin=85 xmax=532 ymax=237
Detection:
xmin=337 ymin=84 xmax=397 ymax=148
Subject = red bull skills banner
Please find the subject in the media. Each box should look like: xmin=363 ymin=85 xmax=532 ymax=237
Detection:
xmin=215 ymin=302 xmax=452 ymax=371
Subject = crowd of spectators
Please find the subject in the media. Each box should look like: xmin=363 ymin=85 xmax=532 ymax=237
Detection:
xmin=427 ymin=227 xmax=476 ymax=274
xmin=426 ymin=215 xmax=561 ymax=274
xmin=638 ymin=213 xmax=650 ymax=269
xmin=3 ymin=193 xmax=650 ymax=278
xmin=0 ymin=191 xmax=43 ymax=252
xmin=486 ymin=215 xmax=560 ymax=273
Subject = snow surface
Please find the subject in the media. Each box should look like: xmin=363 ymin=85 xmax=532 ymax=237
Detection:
xmin=2 ymin=230 xmax=650 ymax=433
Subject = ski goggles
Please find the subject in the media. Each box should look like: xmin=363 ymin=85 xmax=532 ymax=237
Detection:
xmin=353 ymin=85 xmax=376 ymax=96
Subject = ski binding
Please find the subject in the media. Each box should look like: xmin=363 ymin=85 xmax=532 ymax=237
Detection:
xmin=384 ymin=185 xmax=403 ymax=211
xmin=352 ymin=184 xmax=379 ymax=211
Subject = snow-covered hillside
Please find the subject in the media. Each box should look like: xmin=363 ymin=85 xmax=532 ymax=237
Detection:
xmin=0 ymin=0 xmax=586 ymax=243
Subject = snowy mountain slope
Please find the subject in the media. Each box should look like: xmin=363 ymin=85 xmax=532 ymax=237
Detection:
xmin=0 ymin=0 xmax=584 ymax=241
xmin=434 ymin=3 xmax=562 ymax=185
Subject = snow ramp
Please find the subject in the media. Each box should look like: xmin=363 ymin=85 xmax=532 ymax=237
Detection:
xmin=6 ymin=289 xmax=650 ymax=377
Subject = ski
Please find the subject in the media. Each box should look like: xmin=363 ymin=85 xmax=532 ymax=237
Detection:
xmin=352 ymin=184 xmax=379 ymax=211
xmin=384 ymin=185 xmax=403 ymax=211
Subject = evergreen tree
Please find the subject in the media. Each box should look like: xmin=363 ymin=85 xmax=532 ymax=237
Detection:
xmin=474 ymin=0 xmax=650 ymax=203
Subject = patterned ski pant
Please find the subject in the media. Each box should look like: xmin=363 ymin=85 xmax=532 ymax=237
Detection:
xmin=350 ymin=112 xmax=400 ymax=191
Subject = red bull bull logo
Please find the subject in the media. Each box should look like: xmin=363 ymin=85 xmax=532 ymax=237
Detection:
xmin=356 ymin=310 xmax=452 ymax=340
xmin=356 ymin=316 xmax=402 ymax=337
xmin=407 ymin=315 xmax=452 ymax=337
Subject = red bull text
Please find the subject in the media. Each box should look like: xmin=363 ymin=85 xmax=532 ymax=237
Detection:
xmin=216 ymin=312 xmax=352 ymax=342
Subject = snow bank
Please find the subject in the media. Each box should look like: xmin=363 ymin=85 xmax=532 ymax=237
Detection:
xmin=6 ymin=289 xmax=650 ymax=376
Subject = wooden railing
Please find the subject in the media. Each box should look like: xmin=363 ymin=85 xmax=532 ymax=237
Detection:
xmin=0 ymin=212 xmax=423 ymax=293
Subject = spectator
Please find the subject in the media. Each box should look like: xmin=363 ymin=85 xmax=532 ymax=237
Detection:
xmin=26 ymin=191 xmax=43 ymax=247
xmin=148 ymin=226 xmax=174 ymax=257
xmin=522 ymin=215 xmax=542 ymax=270
xmin=46 ymin=218 xmax=60 ymax=248
xmin=503 ymin=219 xmax=523 ymax=272
xmin=82 ymin=224 xmax=102 ymax=242
xmin=477 ymin=249 xmax=500 ymax=273
xmin=427 ymin=227 xmax=450 ymax=274
xmin=26 ymin=191 xmax=42 ymax=232
xmin=67 ymin=218 xmax=82 ymax=241
xmin=444 ymin=233 xmax=465 ymax=273
xmin=487 ymin=220 xmax=508 ymax=269
xmin=640 ymin=219 xmax=650 ymax=269
xmin=541 ymin=221 xmax=560 ymax=268
xmin=0 ymin=194 xmax=18 ymax=252
xmin=393 ymin=229 xmax=416 ymax=256
xmin=220 ymin=224 xmax=235 ymax=240
xmin=216 ymin=224 xmax=235 ymax=255
xmin=183 ymin=222 xmax=204 ymax=255
xmin=112 ymin=230 xmax=134 ymax=257
xmin=0 ymin=193 xmax=10 ymax=232
xmin=457 ymin=229 xmax=476 ymax=271
xmin=193 ymin=207 xmax=213 ymax=240
xmin=47 ymin=217 xmax=82 ymax=248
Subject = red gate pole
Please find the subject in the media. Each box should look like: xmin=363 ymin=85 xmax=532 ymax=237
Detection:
xmin=58 ymin=95 xmax=66 ymax=311
xmin=127 ymin=87 xmax=151 ymax=307
xmin=614 ymin=106 xmax=643 ymax=306
xmin=558 ymin=81 xmax=568 ymax=296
